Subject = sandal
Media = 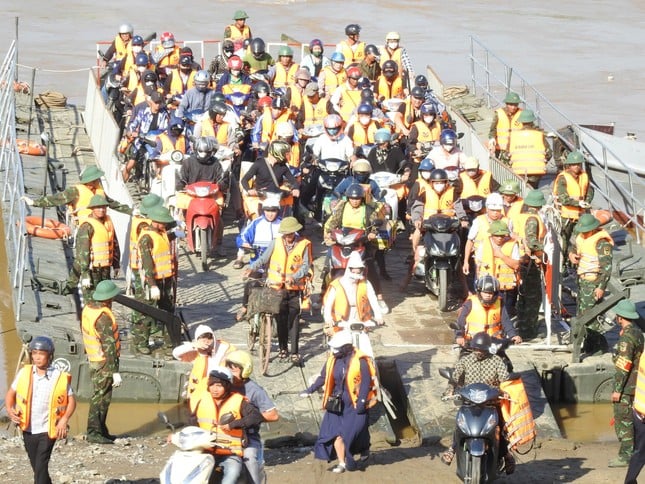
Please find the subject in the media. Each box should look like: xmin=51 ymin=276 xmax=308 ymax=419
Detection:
xmin=278 ymin=349 xmax=289 ymax=359
xmin=441 ymin=447 xmax=455 ymax=466
xmin=235 ymin=307 xmax=247 ymax=322
xmin=233 ymin=260 xmax=245 ymax=269
xmin=291 ymin=353 xmax=302 ymax=365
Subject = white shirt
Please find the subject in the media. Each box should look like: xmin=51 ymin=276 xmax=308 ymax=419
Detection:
xmin=312 ymin=133 xmax=354 ymax=161
xmin=323 ymin=275 xmax=383 ymax=325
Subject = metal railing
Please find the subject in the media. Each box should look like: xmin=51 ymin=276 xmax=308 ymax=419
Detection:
xmin=0 ymin=41 xmax=27 ymax=320
xmin=468 ymin=35 xmax=645 ymax=241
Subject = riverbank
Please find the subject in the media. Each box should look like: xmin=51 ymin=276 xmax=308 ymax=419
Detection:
xmin=0 ymin=426 xmax=627 ymax=483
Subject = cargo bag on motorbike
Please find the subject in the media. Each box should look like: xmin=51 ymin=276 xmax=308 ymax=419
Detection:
xmin=499 ymin=377 xmax=536 ymax=451
xmin=248 ymin=286 xmax=286 ymax=315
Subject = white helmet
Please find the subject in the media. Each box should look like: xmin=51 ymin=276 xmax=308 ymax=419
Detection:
xmin=118 ymin=23 xmax=134 ymax=35
xmin=353 ymin=159 xmax=372 ymax=174
xmin=328 ymin=330 xmax=353 ymax=349
xmin=485 ymin=192 xmax=504 ymax=210
xmin=275 ymin=122 xmax=294 ymax=139
xmin=347 ymin=251 xmax=365 ymax=268
xmin=262 ymin=193 xmax=281 ymax=210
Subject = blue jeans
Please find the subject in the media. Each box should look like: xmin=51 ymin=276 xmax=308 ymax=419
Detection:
xmin=216 ymin=455 xmax=243 ymax=484
xmin=244 ymin=438 xmax=265 ymax=484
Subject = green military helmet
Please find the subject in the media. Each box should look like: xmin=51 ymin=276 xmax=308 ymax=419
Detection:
xmin=524 ymin=189 xmax=546 ymax=207
xmin=233 ymin=10 xmax=249 ymax=20
xmin=279 ymin=216 xmax=303 ymax=234
xmin=79 ymin=165 xmax=105 ymax=184
xmin=488 ymin=220 xmax=511 ymax=236
xmin=504 ymin=92 xmax=521 ymax=104
xmin=147 ymin=205 xmax=175 ymax=224
xmin=499 ymin=179 xmax=521 ymax=195
xmin=87 ymin=194 xmax=109 ymax=208
xmin=575 ymin=213 xmax=600 ymax=233
xmin=517 ymin=109 xmax=536 ymax=124
xmin=140 ymin=193 xmax=163 ymax=217
xmin=92 ymin=280 xmax=121 ymax=301
xmin=614 ymin=299 xmax=640 ymax=320
xmin=278 ymin=45 xmax=294 ymax=57
xmin=564 ymin=151 xmax=585 ymax=165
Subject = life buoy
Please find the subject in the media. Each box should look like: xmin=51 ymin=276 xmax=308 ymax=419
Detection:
xmin=13 ymin=81 xmax=31 ymax=94
xmin=591 ymin=209 xmax=612 ymax=226
xmin=25 ymin=216 xmax=71 ymax=240
xmin=17 ymin=139 xmax=46 ymax=156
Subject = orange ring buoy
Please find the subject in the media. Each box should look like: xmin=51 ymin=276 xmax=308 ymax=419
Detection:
xmin=16 ymin=139 xmax=46 ymax=156
xmin=25 ymin=216 xmax=71 ymax=240
xmin=591 ymin=209 xmax=613 ymax=226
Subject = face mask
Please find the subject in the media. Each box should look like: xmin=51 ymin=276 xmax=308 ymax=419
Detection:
xmin=423 ymin=115 xmax=435 ymax=124
xmin=326 ymin=127 xmax=340 ymax=136
xmin=137 ymin=66 xmax=146 ymax=73
xmin=355 ymin=173 xmax=369 ymax=183
xmin=224 ymin=51 xmax=233 ymax=58
xmin=197 ymin=84 xmax=209 ymax=93
xmin=359 ymin=115 xmax=371 ymax=126
xmin=433 ymin=183 xmax=446 ymax=192
xmin=231 ymin=69 xmax=241 ymax=77
xmin=132 ymin=46 xmax=142 ymax=54
xmin=349 ymin=271 xmax=364 ymax=281
xmin=257 ymin=92 xmax=267 ymax=99
xmin=197 ymin=151 xmax=209 ymax=160
xmin=442 ymin=144 xmax=455 ymax=152
xmin=312 ymin=49 xmax=322 ymax=58
xmin=421 ymin=171 xmax=431 ymax=180
xmin=387 ymin=41 xmax=399 ymax=50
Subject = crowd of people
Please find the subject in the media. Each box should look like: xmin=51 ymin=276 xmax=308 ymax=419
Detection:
xmin=8 ymin=11 xmax=644 ymax=484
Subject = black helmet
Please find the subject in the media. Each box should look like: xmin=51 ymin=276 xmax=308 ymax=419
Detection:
xmin=209 ymin=101 xmax=228 ymax=118
xmin=476 ymin=274 xmax=500 ymax=306
xmin=357 ymin=103 xmax=373 ymax=115
xmin=29 ymin=335 xmax=55 ymax=354
xmin=415 ymin=75 xmax=429 ymax=88
xmin=269 ymin=139 xmax=291 ymax=162
xmin=212 ymin=92 xmax=226 ymax=104
xmin=365 ymin=44 xmax=380 ymax=56
xmin=253 ymin=81 xmax=270 ymax=95
xmin=470 ymin=332 xmax=492 ymax=352
xmin=143 ymin=70 xmax=158 ymax=84
xmin=360 ymin=88 xmax=374 ymax=102
xmin=420 ymin=102 xmax=437 ymax=115
xmin=222 ymin=39 xmax=235 ymax=54
xmin=272 ymin=96 xmax=287 ymax=110
xmin=382 ymin=60 xmax=397 ymax=78
xmin=345 ymin=24 xmax=361 ymax=36
xmin=357 ymin=77 xmax=372 ymax=89
xmin=345 ymin=183 xmax=365 ymax=199
xmin=411 ymin=86 xmax=425 ymax=99
xmin=429 ymin=168 xmax=448 ymax=182
xmin=251 ymin=38 xmax=266 ymax=56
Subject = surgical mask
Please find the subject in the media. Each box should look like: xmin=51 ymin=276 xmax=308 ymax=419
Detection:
xmin=137 ymin=66 xmax=146 ymax=73
xmin=355 ymin=172 xmax=369 ymax=183
xmin=257 ymin=92 xmax=267 ymax=99
xmin=433 ymin=183 xmax=446 ymax=192
xmin=387 ymin=41 xmax=399 ymax=50
xmin=224 ymin=50 xmax=234 ymax=58
xmin=197 ymin=151 xmax=209 ymax=160
xmin=349 ymin=270 xmax=364 ymax=281
xmin=421 ymin=171 xmax=431 ymax=180
xmin=442 ymin=143 xmax=455 ymax=152
xmin=231 ymin=69 xmax=241 ymax=77
xmin=423 ymin=115 xmax=435 ymax=124
xmin=132 ymin=46 xmax=142 ymax=54
xmin=359 ymin=115 xmax=371 ymax=126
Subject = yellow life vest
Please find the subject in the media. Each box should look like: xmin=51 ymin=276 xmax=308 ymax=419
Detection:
xmin=129 ymin=216 xmax=151 ymax=270
xmin=509 ymin=129 xmax=547 ymax=176
xmin=337 ymin=87 xmax=363 ymax=122
xmin=225 ymin=24 xmax=251 ymax=51
xmin=575 ymin=230 xmax=613 ymax=277
xmin=511 ymin=212 xmax=545 ymax=256
xmin=73 ymin=184 xmax=105 ymax=221
xmin=194 ymin=391 xmax=245 ymax=456
xmin=553 ymin=171 xmax=589 ymax=220
xmin=478 ymin=238 xmax=518 ymax=290
xmin=81 ymin=305 xmax=120 ymax=362
xmin=377 ymin=76 xmax=404 ymax=101
xmin=322 ymin=350 xmax=378 ymax=409
xmin=287 ymin=86 xmax=304 ymax=111
xmin=338 ymin=40 xmax=366 ymax=67
xmin=422 ymin=187 xmax=456 ymax=219
xmin=472 ymin=215 xmax=509 ymax=252
xmin=633 ymin=358 xmax=645 ymax=415
xmin=411 ymin=120 xmax=441 ymax=144
xmin=505 ymin=199 xmax=524 ymax=221
xmin=261 ymin=108 xmax=291 ymax=144
xmin=187 ymin=342 xmax=234 ymax=412
xmin=158 ymin=133 xmax=186 ymax=154
xmin=84 ymin=216 xmax=115 ymax=268
xmin=288 ymin=143 xmax=301 ymax=169
xmin=499 ymin=377 xmax=537 ymax=450
xmin=459 ymin=171 xmax=493 ymax=198
xmin=494 ymin=108 xmax=523 ymax=152
xmin=15 ymin=365 xmax=71 ymax=439
xmin=322 ymin=66 xmax=347 ymax=95
xmin=154 ymin=45 xmax=181 ymax=68
xmin=221 ymin=83 xmax=252 ymax=96
xmin=340 ymin=203 xmax=367 ymax=230
xmin=350 ymin=121 xmax=379 ymax=146
xmin=380 ymin=47 xmax=403 ymax=72
xmin=324 ymin=278 xmax=372 ymax=323
xmin=464 ymin=295 xmax=503 ymax=338
xmin=273 ymin=63 xmax=300 ymax=89
xmin=303 ymin=96 xmax=328 ymax=128
xmin=114 ymin=35 xmax=131 ymax=61
xmin=200 ymin=118 xmax=232 ymax=146
xmin=169 ymin=69 xmax=196 ymax=95
xmin=138 ymin=228 xmax=174 ymax=279
xmin=266 ymin=238 xmax=311 ymax=290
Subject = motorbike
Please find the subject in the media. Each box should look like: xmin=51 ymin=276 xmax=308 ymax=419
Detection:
xmin=225 ymin=90 xmax=251 ymax=118
xmin=150 ymin=149 xmax=186 ymax=205
xmin=313 ymin=157 xmax=350 ymax=221
xmin=439 ymin=367 xmax=508 ymax=484
xmin=324 ymin=227 xmax=368 ymax=283
xmin=183 ymin=181 xmax=224 ymax=271
xmin=414 ymin=214 xmax=461 ymax=311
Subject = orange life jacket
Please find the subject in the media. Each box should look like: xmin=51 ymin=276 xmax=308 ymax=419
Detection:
xmin=129 ymin=216 xmax=151 ymax=270
xmin=154 ymin=45 xmax=181 ymax=68
xmin=194 ymin=391 xmax=245 ymax=456
xmin=575 ymin=230 xmax=613 ymax=277
xmin=411 ymin=120 xmax=441 ymax=144
xmin=499 ymin=377 xmax=537 ymax=450
xmin=138 ymin=228 xmax=174 ymax=279
xmin=633 ymin=358 xmax=645 ymax=414
xmin=15 ymin=365 xmax=71 ymax=439
xmin=84 ymin=216 xmax=115 ymax=268
xmin=225 ymin=24 xmax=251 ymax=51
xmin=422 ymin=186 xmax=455 ymax=219
xmin=81 ymin=305 xmax=120 ymax=362
xmin=73 ymin=184 xmax=105 ymax=221
xmin=321 ymin=66 xmax=347 ymax=95
xmin=377 ymin=76 xmax=404 ymax=101
xmin=553 ymin=171 xmax=589 ymax=220
xmin=459 ymin=171 xmax=493 ymax=198
xmin=266 ymin=237 xmax=311 ymax=290
xmin=322 ymin=350 xmax=378 ymax=409
xmin=302 ymin=96 xmax=328 ymax=128
xmin=169 ymin=69 xmax=196 ymax=95
xmin=511 ymin=211 xmax=545 ymax=256
xmin=158 ymin=133 xmax=187 ymax=155
xmin=478 ymin=238 xmax=518 ymax=290
xmin=273 ymin=62 xmax=300 ymax=89
xmin=336 ymin=86 xmax=362 ymax=122
xmin=464 ymin=295 xmax=503 ymax=338
xmin=324 ymin=278 xmax=372 ymax=323
xmin=494 ymin=108 xmax=523 ymax=152
xmin=350 ymin=121 xmax=379 ymax=146
xmin=261 ymin=108 xmax=291 ymax=144
xmin=380 ymin=48 xmax=403 ymax=73
xmin=200 ymin=118 xmax=232 ymax=146
xmin=187 ymin=341 xmax=234 ymax=412
xmin=338 ymin=40 xmax=365 ymax=67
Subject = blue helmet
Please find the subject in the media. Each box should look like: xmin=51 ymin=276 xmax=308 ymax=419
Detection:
xmin=374 ymin=128 xmax=391 ymax=144
xmin=440 ymin=129 xmax=457 ymax=146
xmin=357 ymin=103 xmax=373 ymax=115
xmin=135 ymin=52 xmax=149 ymax=67
xmin=420 ymin=103 xmax=437 ymax=115
xmin=345 ymin=183 xmax=365 ymax=199
xmin=330 ymin=51 xmax=346 ymax=63
xmin=419 ymin=157 xmax=435 ymax=172
xmin=132 ymin=35 xmax=144 ymax=46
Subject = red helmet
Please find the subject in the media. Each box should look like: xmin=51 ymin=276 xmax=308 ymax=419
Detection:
xmin=346 ymin=66 xmax=361 ymax=80
xmin=257 ymin=96 xmax=273 ymax=109
xmin=160 ymin=31 xmax=175 ymax=49
xmin=228 ymin=55 xmax=243 ymax=70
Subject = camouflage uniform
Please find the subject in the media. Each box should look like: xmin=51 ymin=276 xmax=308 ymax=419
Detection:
xmin=33 ymin=185 xmax=132 ymax=214
xmin=613 ymin=322 xmax=644 ymax=461
xmin=129 ymin=217 xmax=153 ymax=345
xmin=67 ymin=215 xmax=120 ymax=303
xmin=84 ymin=301 xmax=120 ymax=441
xmin=130 ymin=228 xmax=176 ymax=353
xmin=516 ymin=212 xmax=545 ymax=339
xmin=553 ymin=174 xmax=594 ymax=261
xmin=570 ymin=233 xmax=613 ymax=354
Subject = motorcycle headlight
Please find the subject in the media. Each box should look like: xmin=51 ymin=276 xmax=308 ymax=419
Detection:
xmin=194 ymin=186 xmax=210 ymax=197
xmin=482 ymin=412 xmax=499 ymax=435
xmin=456 ymin=412 xmax=469 ymax=435
xmin=447 ymin=242 xmax=459 ymax=256
xmin=429 ymin=242 xmax=444 ymax=257
xmin=466 ymin=388 xmax=489 ymax=404
xmin=326 ymin=161 xmax=340 ymax=172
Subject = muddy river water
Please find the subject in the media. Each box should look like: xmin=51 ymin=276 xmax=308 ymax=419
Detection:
xmin=1 ymin=0 xmax=642 ymax=440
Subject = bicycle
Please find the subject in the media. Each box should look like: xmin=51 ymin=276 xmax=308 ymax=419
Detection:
xmin=245 ymin=277 xmax=281 ymax=376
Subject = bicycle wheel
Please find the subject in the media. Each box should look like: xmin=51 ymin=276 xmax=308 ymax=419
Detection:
xmin=258 ymin=313 xmax=272 ymax=375
xmin=247 ymin=314 xmax=259 ymax=351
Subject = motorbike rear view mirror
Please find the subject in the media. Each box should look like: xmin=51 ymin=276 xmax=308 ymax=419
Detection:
xmin=448 ymin=322 xmax=459 ymax=331
xmin=438 ymin=367 xmax=456 ymax=384
xmin=219 ymin=412 xmax=235 ymax=426
xmin=158 ymin=411 xmax=175 ymax=432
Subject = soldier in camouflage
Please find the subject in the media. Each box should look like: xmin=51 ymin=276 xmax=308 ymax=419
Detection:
xmin=81 ymin=280 xmax=122 ymax=444
xmin=568 ymin=213 xmax=613 ymax=356
xmin=131 ymin=205 xmax=177 ymax=355
xmin=609 ymin=300 xmax=643 ymax=467
xmin=513 ymin=189 xmax=546 ymax=339
xmin=66 ymin=195 xmax=121 ymax=303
